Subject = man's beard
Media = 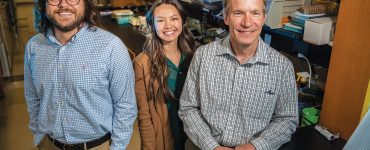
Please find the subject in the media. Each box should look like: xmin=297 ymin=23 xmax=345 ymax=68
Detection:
xmin=48 ymin=8 xmax=84 ymax=32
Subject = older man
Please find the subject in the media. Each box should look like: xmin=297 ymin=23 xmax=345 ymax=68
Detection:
xmin=179 ymin=0 xmax=299 ymax=150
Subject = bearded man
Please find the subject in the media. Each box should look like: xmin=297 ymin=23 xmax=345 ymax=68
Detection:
xmin=24 ymin=0 xmax=137 ymax=149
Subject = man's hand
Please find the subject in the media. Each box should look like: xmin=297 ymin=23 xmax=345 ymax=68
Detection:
xmin=214 ymin=146 xmax=234 ymax=150
xmin=235 ymin=143 xmax=256 ymax=150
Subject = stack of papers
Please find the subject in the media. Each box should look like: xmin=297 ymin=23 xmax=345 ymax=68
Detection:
xmin=294 ymin=11 xmax=326 ymax=18
xmin=283 ymin=22 xmax=303 ymax=33
xmin=287 ymin=11 xmax=326 ymax=28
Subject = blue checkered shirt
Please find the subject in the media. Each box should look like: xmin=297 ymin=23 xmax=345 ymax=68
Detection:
xmin=24 ymin=25 xmax=137 ymax=150
xmin=179 ymin=36 xmax=298 ymax=150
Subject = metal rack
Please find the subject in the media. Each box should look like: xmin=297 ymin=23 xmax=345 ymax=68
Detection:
xmin=0 ymin=1 xmax=14 ymax=77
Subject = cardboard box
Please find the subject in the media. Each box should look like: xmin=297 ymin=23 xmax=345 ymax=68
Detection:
xmin=303 ymin=17 xmax=336 ymax=45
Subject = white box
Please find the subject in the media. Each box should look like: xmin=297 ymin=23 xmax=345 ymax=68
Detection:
xmin=303 ymin=17 xmax=336 ymax=45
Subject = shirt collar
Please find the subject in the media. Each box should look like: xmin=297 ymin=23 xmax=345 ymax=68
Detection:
xmin=46 ymin=23 xmax=89 ymax=46
xmin=166 ymin=53 xmax=186 ymax=71
xmin=217 ymin=35 xmax=270 ymax=65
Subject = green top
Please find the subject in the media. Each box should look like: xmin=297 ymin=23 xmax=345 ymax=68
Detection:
xmin=166 ymin=54 xmax=188 ymax=150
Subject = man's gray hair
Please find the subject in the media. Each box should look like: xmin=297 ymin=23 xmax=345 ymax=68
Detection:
xmin=222 ymin=0 xmax=267 ymax=15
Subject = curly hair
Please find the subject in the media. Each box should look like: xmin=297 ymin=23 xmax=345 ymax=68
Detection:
xmin=34 ymin=0 xmax=100 ymax=35
xmin=144 ymin=0 xmax=195 ymax=101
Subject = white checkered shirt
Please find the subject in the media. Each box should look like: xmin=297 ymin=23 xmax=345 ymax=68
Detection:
xmin=179 ymin=36 xmax=298 ymax=150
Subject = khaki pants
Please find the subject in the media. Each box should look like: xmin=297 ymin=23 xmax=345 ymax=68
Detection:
xmin=185 ymin=139 xmax=201 ymax=150
xmin=37 ymin=136 xmax=110 ymax=150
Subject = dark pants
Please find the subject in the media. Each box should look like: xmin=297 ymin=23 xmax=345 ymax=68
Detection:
xmin=185 ymin=139 xmax=201 ymax=150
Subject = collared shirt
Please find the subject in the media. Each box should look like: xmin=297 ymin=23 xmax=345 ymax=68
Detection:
xmin=343 ymin=108 xmax=370 ymax=150
xmin=179 ymin=36 xmax=298 ymax=150
xmin=166 ymin=54 xmax=188 ymax=150
xmin=24 ymin=25 xmax=137 ymax=150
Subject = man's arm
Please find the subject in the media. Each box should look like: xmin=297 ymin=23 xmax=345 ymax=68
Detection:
xmin=179 ymin=48 xmax=220 ymax=150
xmin=24 ymin=41 xmax=44 ymax=146
xmin=108 ymin=38 xmax=137 ymax=150
xmin=249 ymin=62 xmax=299 ymax=150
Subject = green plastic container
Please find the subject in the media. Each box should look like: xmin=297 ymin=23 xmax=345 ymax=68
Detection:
xmin=301 ymin=107 xmax=320 ymax=127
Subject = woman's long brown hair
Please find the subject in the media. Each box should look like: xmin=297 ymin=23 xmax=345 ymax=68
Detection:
xmin=144 ymin=0 xmax=195 ymax=102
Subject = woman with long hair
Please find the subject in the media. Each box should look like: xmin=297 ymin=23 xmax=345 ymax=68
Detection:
xmin=133 ymin=0 xmax=195 ymax=149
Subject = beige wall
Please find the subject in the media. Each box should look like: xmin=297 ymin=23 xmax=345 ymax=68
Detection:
xmin=15 ymin=1 xmax=36 ymax=52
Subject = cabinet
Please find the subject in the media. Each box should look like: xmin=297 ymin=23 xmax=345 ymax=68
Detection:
xmin=319 ymin=0 xmax=370 ymax=140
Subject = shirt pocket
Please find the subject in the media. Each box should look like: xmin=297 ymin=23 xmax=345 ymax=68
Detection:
xmin=247 ymin=89 xmax=278 ymax=119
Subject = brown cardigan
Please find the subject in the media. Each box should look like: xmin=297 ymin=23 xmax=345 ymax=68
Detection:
xmin=133 ymin=53 xmax=174 ymax=150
